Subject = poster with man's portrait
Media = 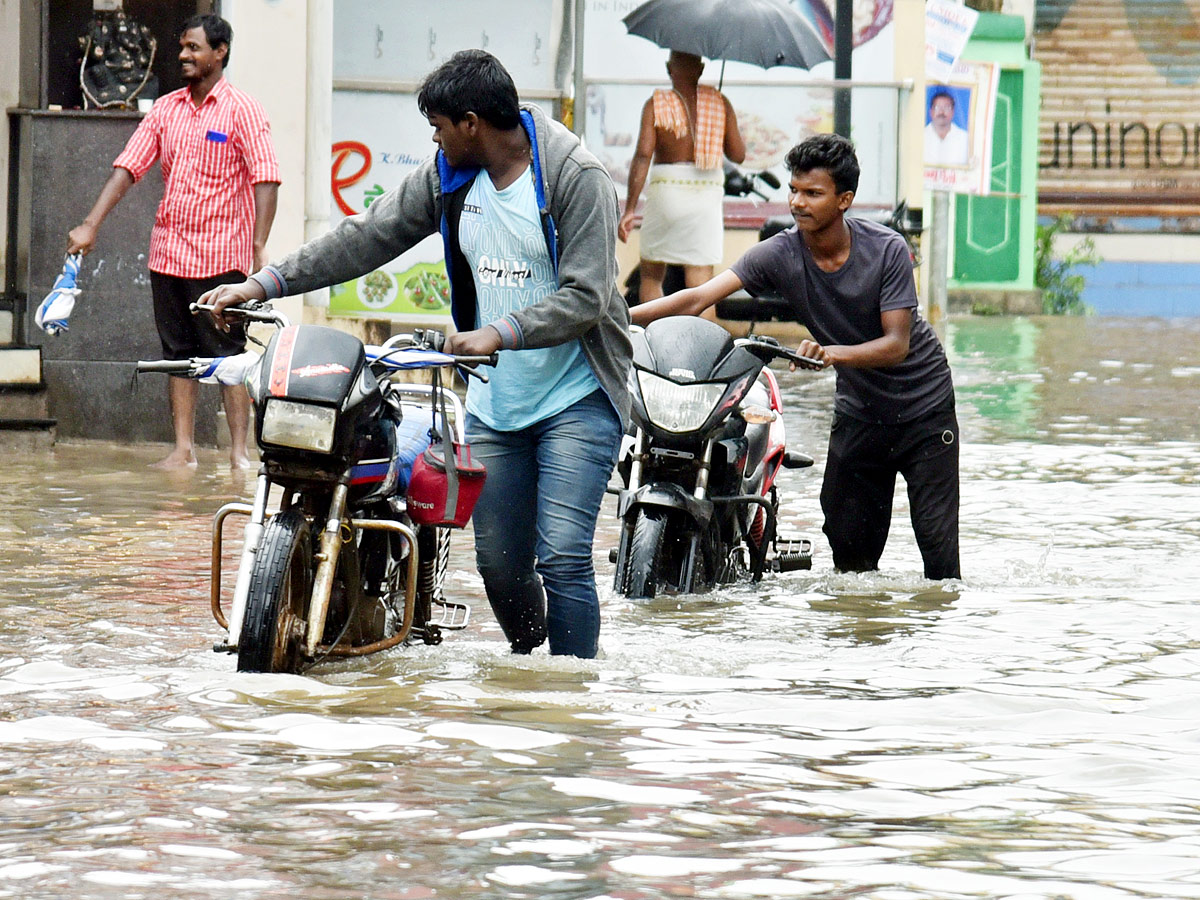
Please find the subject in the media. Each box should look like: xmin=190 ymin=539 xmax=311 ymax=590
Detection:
xmin=924 ymin=83 xmax=972 ymax=168
xmin=923 ymin=60 xmax=998 ymax=195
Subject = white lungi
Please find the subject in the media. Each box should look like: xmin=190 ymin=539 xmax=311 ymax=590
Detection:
xmin=638 ymin=163 xmax=724 ymax=266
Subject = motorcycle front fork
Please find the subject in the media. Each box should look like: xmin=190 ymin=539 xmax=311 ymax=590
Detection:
xmin=615 ymin=431 xmax=715 ymax=592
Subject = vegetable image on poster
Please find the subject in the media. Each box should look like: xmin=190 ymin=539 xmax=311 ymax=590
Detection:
xmin=327 ymin=93 xmax=453 ymax=322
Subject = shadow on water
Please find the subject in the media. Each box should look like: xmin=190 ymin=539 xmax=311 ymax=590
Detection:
xmin=804 ymin=589 xmax=962 ymax=645
xmin=2 ymin=317 xmax=1200 ymax=898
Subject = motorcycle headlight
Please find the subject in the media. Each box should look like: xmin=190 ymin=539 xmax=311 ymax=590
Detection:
xmin=637 ymin=370 xmax=725 ymax=433
xmin=260 ymin=399 xmax=337 ymax=452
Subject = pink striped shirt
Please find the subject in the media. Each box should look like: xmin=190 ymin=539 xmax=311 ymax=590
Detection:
xmin=113 ymin=77 xmax=280 ymax=279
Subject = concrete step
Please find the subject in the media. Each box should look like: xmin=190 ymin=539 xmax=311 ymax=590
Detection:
xmin=0 ymin=384 xmax=50 ymax=419
xmin=0 ymin=346 xmax=55 ymax=449
xmin=0 ymin=422 xmax=57 ymax=451
xmin=0 ymin=404 xmax=57 ymax=451
xmin=0 ymin=346 xmax=42 ymax=384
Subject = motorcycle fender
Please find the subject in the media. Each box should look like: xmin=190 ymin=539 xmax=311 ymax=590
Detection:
xmin=617 ymin=482 xmax=713 ymax=528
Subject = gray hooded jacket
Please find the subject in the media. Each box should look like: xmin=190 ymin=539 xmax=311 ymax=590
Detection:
xmin=251 ymin=104 xmax=631 ymax=424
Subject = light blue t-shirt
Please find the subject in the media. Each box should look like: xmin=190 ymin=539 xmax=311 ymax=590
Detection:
xmin=458 ymin=165 xmax=599 ymax=430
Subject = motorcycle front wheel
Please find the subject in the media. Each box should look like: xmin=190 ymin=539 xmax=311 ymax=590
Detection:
xmin=624 ymin=508 xmax=668 ymax=599
xmin=237 ymin=507 xmax=312 ymax=674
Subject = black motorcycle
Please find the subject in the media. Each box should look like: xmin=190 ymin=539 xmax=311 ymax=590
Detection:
xmin=137 ymin=305 xmax=494 ymax=674
xmin=610 ymin=315 xmax=819 ymax=600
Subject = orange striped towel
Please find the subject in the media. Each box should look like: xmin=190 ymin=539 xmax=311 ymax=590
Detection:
xmin=652 ymin=85 xmax=726 ymax=171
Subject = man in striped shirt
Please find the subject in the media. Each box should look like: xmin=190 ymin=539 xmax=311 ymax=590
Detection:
xmin=67 ymin=14 xmax=280 ymax=470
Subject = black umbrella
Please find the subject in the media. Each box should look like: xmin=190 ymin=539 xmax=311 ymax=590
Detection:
xmin=622 ymin=0 xmax=831 ymax=72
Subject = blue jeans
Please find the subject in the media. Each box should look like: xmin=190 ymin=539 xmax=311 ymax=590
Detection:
xmin=465 ymin=390 xmax=621 ymax=658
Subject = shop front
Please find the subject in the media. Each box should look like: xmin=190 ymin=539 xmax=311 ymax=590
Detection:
xmin=4 ymin=0 xmax=227 ymax=443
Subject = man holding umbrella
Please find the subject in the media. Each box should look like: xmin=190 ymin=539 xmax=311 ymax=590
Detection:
xmin=617 ymin=50 xmax=745 ymax=306
xmin=618 ymin=0 xmax=830 ymax=304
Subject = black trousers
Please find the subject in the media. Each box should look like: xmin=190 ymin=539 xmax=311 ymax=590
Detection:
xmin=150 ymin=270 xmax=247 ymax=360
xmin=819 ymin=394 xmax=960 ymax=580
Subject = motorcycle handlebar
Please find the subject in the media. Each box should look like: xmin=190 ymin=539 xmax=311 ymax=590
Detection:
xmin=780 ymin=348 xmax=826 ymax=370
xmin=735 ymin=335 xmax=824 ymax=370
xmin=378 ymin=331 xmax=500 ymax=368
xmin=724 ymin=164 xmax=782 ymax=201
xmin=189 ymin=301 xmax=290 ymax=327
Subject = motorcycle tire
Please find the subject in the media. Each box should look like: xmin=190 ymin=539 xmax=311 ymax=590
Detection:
xmin=625 ymin=509 xmax=668 ymax=599
xmin=237 ymin=508 xmax=313 ymax=674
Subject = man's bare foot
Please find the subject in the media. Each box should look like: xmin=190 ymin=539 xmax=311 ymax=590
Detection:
xmin=151 ymin=449 xmax=198 ymax=469
xmin=230 ymin=453 xmax=254 ymax=471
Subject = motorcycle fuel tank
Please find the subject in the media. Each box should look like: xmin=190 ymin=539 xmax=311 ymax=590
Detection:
xmin=253 ymin=324 xmax=383 ymax=464
xmin=257 ymin=325 xmax=368 ymax=405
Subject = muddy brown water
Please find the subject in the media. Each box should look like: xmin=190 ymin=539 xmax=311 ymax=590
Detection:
xmin=1 ymin=316 xmax=1198 ymax=899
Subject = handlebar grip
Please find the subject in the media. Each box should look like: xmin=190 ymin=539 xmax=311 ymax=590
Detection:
xmin=450 ymin=352 xmax=500 ymax=367
xmin=783 ymin=350 xmax=825 ymax=370
xmin=136 ymin=359 xmax=194 ymax=374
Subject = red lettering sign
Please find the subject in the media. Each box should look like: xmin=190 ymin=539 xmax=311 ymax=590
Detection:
xmin=331 ymin=141 xmax=371 ymax=217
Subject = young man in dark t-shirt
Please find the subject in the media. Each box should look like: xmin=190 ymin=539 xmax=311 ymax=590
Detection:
xmin=630 ymin=134 xmax=960 ymax=580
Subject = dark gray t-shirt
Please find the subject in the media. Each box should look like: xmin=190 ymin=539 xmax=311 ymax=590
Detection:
xmin=731 ymin=217 xmax=953 ymax=424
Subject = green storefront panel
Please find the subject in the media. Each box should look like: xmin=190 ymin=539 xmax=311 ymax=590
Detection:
xmin=954 ymin=69 xmax=1022 ymax=282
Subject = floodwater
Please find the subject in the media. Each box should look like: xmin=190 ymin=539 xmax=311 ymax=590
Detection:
xmin=2 ymin=315 xmax=1199 ymax=899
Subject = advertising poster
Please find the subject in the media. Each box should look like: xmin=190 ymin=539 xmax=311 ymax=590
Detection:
xmin=924 ymin=0 xmax=979 ymax=83
xmin=923 ymin=59 xmax=998 ymax=195
xmin=327 ymin=0 xmax=561 ymax=321
xmin=327 ymin=92 xmax=449 ymax=321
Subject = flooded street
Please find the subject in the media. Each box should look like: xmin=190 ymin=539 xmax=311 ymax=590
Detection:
xmin=2 ymin=315 xmax=1199 ymax=899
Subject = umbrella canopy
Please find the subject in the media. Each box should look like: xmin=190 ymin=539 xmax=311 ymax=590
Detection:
xmin=35 ymin=253 xmax=83 ymax=336
xmin=623 ymin=0 xmax=831 ymax=70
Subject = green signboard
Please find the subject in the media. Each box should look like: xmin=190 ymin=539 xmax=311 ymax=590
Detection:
xmin=954 ymin=68 xmax=1022 ymax=283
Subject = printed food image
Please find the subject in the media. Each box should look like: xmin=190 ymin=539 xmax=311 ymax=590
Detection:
xmin=738 ymin=112 xmax=793 ymax=171
xmin=403 ymin=266 xmax=450 ymax=310
xmin=853 ymin=0 xmax=893 ymax=47
xmin=359 ymin=269 xmax=395 ymax=308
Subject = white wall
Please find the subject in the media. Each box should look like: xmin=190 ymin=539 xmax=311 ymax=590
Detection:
xmin=220 ymin=0 xmax=308 ymax=260
xmin=0 ymin=0 xmax=23 ymax=338
xmin=219 ymin=0 xmax=312 ymax=325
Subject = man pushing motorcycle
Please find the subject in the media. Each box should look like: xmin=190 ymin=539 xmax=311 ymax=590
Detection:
xmin=202 ymin=50 xmax=632 ymax=658
xmin=631 ymin=134 xmax=960 ymax=581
